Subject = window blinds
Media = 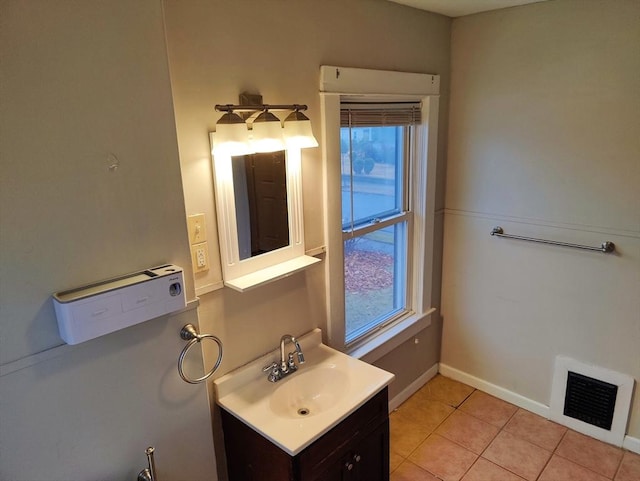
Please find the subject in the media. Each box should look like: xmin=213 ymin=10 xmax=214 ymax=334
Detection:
xmin=340 ymin=102 xmax=421 ymax=127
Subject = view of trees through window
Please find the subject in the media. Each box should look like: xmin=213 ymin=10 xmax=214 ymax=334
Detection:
xmin=341 ymin=125 xmax=410 ymax=343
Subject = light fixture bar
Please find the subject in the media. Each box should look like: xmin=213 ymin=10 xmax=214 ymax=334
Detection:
xmin=215 ymin=104 xmax=308 ymax=113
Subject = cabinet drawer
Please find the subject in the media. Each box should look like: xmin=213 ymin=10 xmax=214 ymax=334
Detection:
xmin=298 ymin=387 xmax=388 ymax=480
xmin=121 ymin=282 xmax=157 ymax=311
xmin=73 ymin=294 xmax=122 ymax=323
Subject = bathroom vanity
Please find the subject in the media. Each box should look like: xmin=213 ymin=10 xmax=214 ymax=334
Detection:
xmin=213 ymin=329 xmax=394 ymax=481
xmin=221 ymin=387 xmax=389 ymax=481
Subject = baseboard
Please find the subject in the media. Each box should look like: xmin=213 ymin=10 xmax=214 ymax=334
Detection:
xmin=623 ymin=435 xmax=640 ymax=454
xmin=439 ymin=363 xmax=550 ymax=418
xmin=438 ymin=363 xmax=640 ymax=455
xmin=388 ymin=363 xmax=439 ymax=412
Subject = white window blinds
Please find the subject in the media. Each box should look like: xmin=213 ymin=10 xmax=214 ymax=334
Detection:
xmin=340 ymin=102 xmax=421 ymax=127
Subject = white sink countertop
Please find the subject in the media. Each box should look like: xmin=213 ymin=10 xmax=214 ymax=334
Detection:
xmin=213 ymin=328 xmax=395 ymax=455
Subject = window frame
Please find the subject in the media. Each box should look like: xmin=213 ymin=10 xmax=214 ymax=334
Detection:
xmin=320 ymin=66 xmax=440 ymax=361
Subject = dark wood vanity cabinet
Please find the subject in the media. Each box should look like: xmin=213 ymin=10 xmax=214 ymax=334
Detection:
xmin=221 ymin=387 xmax=390 ymax=481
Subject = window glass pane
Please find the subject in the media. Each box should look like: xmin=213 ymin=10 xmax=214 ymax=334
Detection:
xmin=341 ymin=126 xmax=404 ymax=229
xmin=344 ymin=221 xmax=408 ymax=343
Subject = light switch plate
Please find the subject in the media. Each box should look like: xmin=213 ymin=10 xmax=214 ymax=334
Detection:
xmin=187 ymin=214 xmax=206 ymax=245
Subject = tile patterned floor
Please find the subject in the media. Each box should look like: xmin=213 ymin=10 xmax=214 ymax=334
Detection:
xmin=390 ymin=375 xmax=640 ymax=481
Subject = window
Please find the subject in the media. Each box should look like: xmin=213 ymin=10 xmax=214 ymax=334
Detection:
xmin=320 ymin=66 xmax=440 ymax=358
xmin=341 ymin=105 xmax=419 ymax=344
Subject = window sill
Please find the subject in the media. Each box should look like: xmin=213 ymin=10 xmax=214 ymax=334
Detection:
xmin=347 ymin=307 xmax=436 ymax=364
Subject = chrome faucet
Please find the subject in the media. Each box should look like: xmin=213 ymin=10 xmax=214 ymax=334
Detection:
xmin=263 ymin=334 xmax=305 ymax=382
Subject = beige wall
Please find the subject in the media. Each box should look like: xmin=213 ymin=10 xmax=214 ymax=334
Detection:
xmin=442 ymin=0 xmax=640 ymax=439
xmin=6 ymin=0 xmax=634 ymax=478
xmin=0 ymin=1 xmax=215 ymax=479
xmin=162 ymin=0 xmax=451 ymax=407
xmin=0 ymin=0 xmax=450 ymax=479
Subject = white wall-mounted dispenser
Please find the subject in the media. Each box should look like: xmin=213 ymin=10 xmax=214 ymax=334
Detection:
xmin=53 ymin=264 xmax=186 ymax=345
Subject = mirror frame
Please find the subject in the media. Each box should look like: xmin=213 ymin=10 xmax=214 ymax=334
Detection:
xmin=210 ymin=134 xmax=318 ymax=291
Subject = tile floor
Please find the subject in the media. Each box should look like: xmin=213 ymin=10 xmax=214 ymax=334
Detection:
xmin=389 ymin=375 xmax=640 ymax=481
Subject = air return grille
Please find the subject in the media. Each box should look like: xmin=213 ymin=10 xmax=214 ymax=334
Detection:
xmin=550 ymin=356 xmax=633 ymax=446
xmin=564 ymin=371 xmax=618 ymax=430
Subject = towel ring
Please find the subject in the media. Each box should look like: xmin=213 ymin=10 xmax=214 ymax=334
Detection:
xmin=178 ymin=323 xmax=223 ymax=384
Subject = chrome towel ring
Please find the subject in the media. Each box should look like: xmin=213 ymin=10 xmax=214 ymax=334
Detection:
xmin=177 ymin=323 xmax=223 ymax=384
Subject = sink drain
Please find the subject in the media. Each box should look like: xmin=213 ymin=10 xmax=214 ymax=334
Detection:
xmin=297 ymin=408 xmax=310 ymax=416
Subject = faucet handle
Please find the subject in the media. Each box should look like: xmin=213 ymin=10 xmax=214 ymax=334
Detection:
xmin=287 ymin=352 xmax=298 ymax=372
xmin=262 ymin=362 xmax=280 ymax=382
xmin=262 ymin=361 xmax=278 ymax=372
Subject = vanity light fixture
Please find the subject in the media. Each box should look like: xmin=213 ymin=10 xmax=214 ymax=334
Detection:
xmin=250 ymin=110 xmax=286 ymax=153
xmin=211 ymin=111 xmax=252 ymax=156
xmin=211 ymin=99 xmax=318 ymax=156
xmin=283 ymin=109 xmax=319 ymax=149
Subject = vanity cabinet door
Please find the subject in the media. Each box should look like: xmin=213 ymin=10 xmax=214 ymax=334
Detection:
xmin=220 ymin=406 xmax=296 ymax=481
xmin=321 ymin=420 xmax=390 ymax=481
xmin=298 ymin=388 xmax=388 ymax=481
xmin=351 ymin=420 xmax=390 ymax=481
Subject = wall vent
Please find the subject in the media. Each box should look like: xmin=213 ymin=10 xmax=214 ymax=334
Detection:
xmin=564 ymin=371 xmax=618 ymax=430
xmin=550 ymin=356 xmax=634 ymax=447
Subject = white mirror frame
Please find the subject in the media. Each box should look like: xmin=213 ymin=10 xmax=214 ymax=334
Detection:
xmin=210 ymin=135 xmax=320 ymax=292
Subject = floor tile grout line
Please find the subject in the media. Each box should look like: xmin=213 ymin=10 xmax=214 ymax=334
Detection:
xmin=398 ymin=451 xmax=447 ymax=480
xmin=457 ymin=453 xmax=481 ymax=481
xmin=612 ymin=454 xmax=622 ymax=480
xmin=501 ymin=409 xmax=568 ymax=453
xmin=534 ymin=445 xmax=556 ymax=481
xmin=398 ymin=412 xmax=456 ymax=472
xmin=553 ymin=429 xmax=625 ymax=480
xmin=433 ymin=404 xmax=499 ymax=458
xmin=423 ymin=390 xmax=500 ymax=481
xmin=455 ymin=387 xmax=476 ymax=408
xmin=551 ymin=452 xmax=617 ymax=480
xmin=398 ymin=392 xmax=464 ymax=461
xmin=477 ymin=438 xmax=545 ymax=481
xmin=611 ymin=447 xmax=628 ymax=480
xmin=484 ymin=409 xmax=554 ymax=481
xmin=392 ymin=457 xmax=438 ymax=479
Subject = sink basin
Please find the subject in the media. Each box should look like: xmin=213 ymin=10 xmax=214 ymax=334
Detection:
xmin=269 ymin=365 xmax=350 ymax=419
xmin=214 ymin=329 xmax=394 ymax=455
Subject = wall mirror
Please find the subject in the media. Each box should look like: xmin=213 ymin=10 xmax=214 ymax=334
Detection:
xmin=210 ymin=140 xmax=320 ymax=292
xmin=232 ymin=151 xmax=289 ymax=260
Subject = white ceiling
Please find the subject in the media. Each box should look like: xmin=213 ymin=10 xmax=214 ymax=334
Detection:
xmin=389 ymin=0 xmax=550 ymax=17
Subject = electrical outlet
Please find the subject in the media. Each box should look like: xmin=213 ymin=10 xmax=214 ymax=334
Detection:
xmin=191 ymin=242 xmax=209 ymax=273
xmin=187 ymin=214 xmax=206 ymax=245
xmin=196 ymin=247 xmax=206 ymax=267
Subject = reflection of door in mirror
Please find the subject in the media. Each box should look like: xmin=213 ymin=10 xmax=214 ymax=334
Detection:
xmin=232 ymin=152 xmax=289 ymax=260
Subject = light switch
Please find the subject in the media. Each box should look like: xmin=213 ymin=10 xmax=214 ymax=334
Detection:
xmin=187 ymin=214 xmax=206 ymax=245
xmin=191 ymin=241 xmax=209 ymax=273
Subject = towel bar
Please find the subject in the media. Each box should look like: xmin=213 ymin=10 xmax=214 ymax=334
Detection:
xmin=490 ymin=226 xmax=615 ymax=254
